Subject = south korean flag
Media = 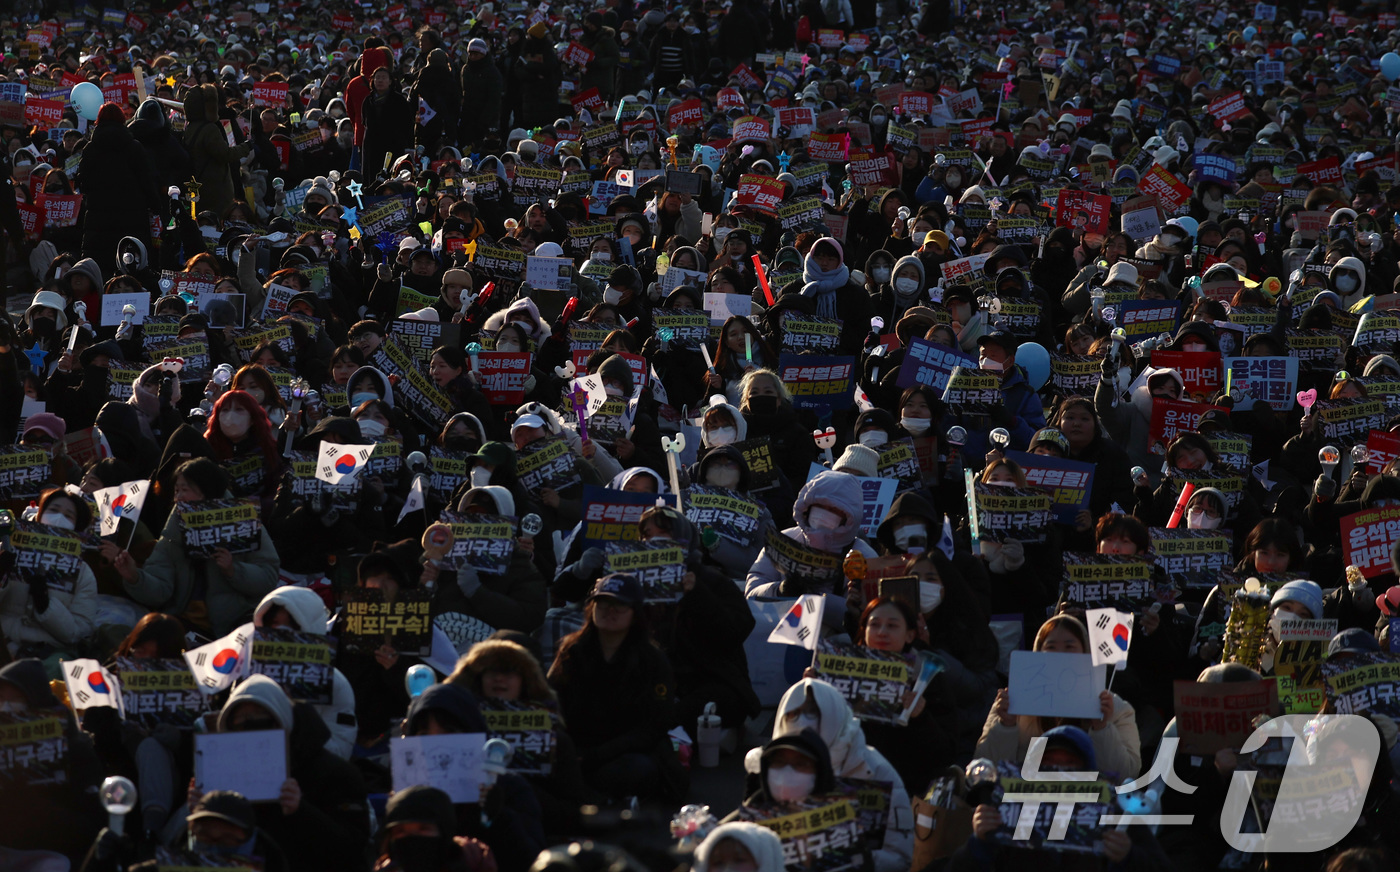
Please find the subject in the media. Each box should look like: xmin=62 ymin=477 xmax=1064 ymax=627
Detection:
xmin=315 ymin=442 xmax=375 ymax=486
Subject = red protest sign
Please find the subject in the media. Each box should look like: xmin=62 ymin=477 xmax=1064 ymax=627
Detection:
xmin=37 ymin=194 xmax=82 ymax=228
xmin=561 ymin=41 xmax=595 ymax=66
xmin=250 ymin=81 xmax=289 ymax=109
xmin=1341 ymin=505 xmax=1400 ymax=578
xmin=897 ymin=91 xmax=936 ymax=117
xmin=1149 ymin=398 xmax=1229 ymax=455
xmin=730 ymin=64 xmax=762 ymax=89
xmin=1137 ymin=164 xmax=1192 ymax=213
xmin=1297 ymin=156 xmax=1343 ymax=187
xmin=731 ymin=115 xmax=771 ymax=144
xmin=476 ymin=352 xmax=534 ymax=404
xmin=16 ymin=201 xmax=40 ymax=241
xmin=332 ymin=11 xmax=354 ymax=29
xmin=571 ymin=350 xmax=647 ymax=388
xmin=1207 ymin=91 xmax=1250 ymax=123
xmin=807 ymin=132 xmax=850 ymax=162
xmin=1173 ymin=680 xmax=1279 ymax=754
xmin=776 ymin=106 xmax=815 ymax=136
xmin=717 ymin=88 xmax=745 ymax=111
xmin=1368 ymin=430 xmax=1400 ymax=474
xmin=1054 ymin=189 xmax=1111 ymax=235
xmin=667 ymin=98 xmax=703 ymax=129
xmin=847 ymin=151 xmax=900 ymax=189
xmin=570 ymin=87 xmax=605 ymax=113
xmin=1150 ymin=350 xmax=1223 ymax=401
xmin=816 ymin=28 xmax=844 ymax=48
xmin=736 ymin=174 xmax=785 ymax=215
xmin=23 ymin=97 xmax=64 ymax=127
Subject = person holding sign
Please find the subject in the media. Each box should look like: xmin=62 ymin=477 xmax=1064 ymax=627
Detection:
xmin=979 ymin=614 xmax=1142 ymax=778
xmin=945 ymin=330 xmax=1047 ymax=461
xmin=205 ymin=674 xmax=370 ymax=872
xmin=115 ymin=458 xmax=281 ymax=638
xmin=205 ymin=390 xmax=284 ymax=510
xmin=706 ymin=316 xmax=775 ymax=405
xmin=738 ymin=368 xmax=818 ymax=493
xmin=0 ymin=487 xmax=98 ymax=661
xmin=746 ymin=469 xmax=874 ymax=597
xmin=1047 ymin=398 xmax=1136 ymax=546
xmin=547 ymin=573 xmax=681 ymax=804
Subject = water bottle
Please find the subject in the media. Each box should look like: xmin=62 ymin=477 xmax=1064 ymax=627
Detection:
xmin=696 ymin=702 xmax=722 ymax=768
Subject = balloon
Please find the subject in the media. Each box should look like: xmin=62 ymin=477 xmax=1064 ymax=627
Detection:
xmin=1292 ymin=32 xmax=1305 ymax=45
xmin=1017 ymin=341 xmax=1050 ymax=390
xmin=1242 ymin=26 xmax=1257 ymax=41
xmin=71 ymin=82 xmax=103 ymax=121
xmin=1382 ymin=53 xmax=1400 ymax=82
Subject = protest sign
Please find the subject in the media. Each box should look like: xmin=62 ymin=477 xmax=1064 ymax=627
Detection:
xmin=0 ymin=712 xmax=68 ymax=786
xmin=1005 ymin=450 xmax=1093 ymax=525
xmin=685 ymin=484 xmax=765 ymax=546
xmin=1048 ymin=353 xmax=1100 ymax=397
xmin=1007 ymin=651 xmax=1103 ymax=719
xmin=250 ymin=628 xmax=334 ymax=704
xmin=1060 ymin=552 xmax=1171 ymax=609
xmin=0 ymin=445 xmax=50 ymax=499
xmin=941 ymin=367 xmax=1003 ymax=412
xmin=481 ymin=699 xmax=557 ymax=775
xmin=1275 ymin=618 xmax=1338 ymax=693
xmin=388 ymin=318 xmax=462 ymax=365
xmin=1149 ymin=398 xmax=1229 ymax=456
xmin=764 ymin=526 xmax=842 ymax=588
xmin=1151 ymin=350 xmax=1222 ymax=401
xmin=517 ymin=436 xmax=583 ymax=494
xmin=813 ymin=639 xmax=939 ymax=725
xmin=1322 ymin=651 xmax=1400 ymax=721
xmin=437 ymin=511 xmax=516 ymax=575
xmin=370 ymin=336 xmax=455 ymax=429
xmin=1054 ymin=189 xmax=1110 ymax=234
xmin=1316 ymin=398 xmax=1387 ymax=446
xmin=9 ymin=521 xmax=84 ymax=600
xmin=475 ymin=351 xmax=532 ymax=405
xmin=604 ymin=538 xmax=688 ymax=602
xmin=174 ymin=499 xmax=261 ymax=558
xmin=1224 ymin=356 xmax=1299 ymax=412
xmin=391 ymin=733 xmax=486 ymax=803
xmin=653 ymin=311 xmax=711 ymax=348
xmin=736 ymin=793 xmax=863 ymax=872
xmin=114 ymin=657 xmax=204 ymax=729
xmin=1150 ymin=528 xmax=1232 ymax=589
xmin=1340 ymin=506 xmax=1400 ymax=579
xmin=779 ymin=354 xmax=856 ymax=419
xmin=341 ymin=588 xmax=433 ymax=656
xmin=194 ymin=730 xmax=286 ymax=801
xmin=896 ymin=339 xmax=978 ymax=392
xmin=973 ymin=484 xmax=1052 ymax=543
xmin=778 ymin=311 xmax=841 ymax=353
xmin=989 ymin=760 xmax=1113 ymax=853
xmin=876 ymin=438 xmax=923 ymax=495
xmin=734 ymin=437 xmax=778 ymax=491
xmin=580 ymin=485 xmax=678 ymax=548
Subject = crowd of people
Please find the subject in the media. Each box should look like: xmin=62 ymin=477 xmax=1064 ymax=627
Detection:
xmin=6 ymin=0 xmax=1400 ymax=870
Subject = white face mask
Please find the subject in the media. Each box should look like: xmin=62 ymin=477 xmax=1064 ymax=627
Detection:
xmin=244 ymin=387 xmax=266 ymax=403
xmin=1182 ymin=341 xmax=1208 ymax=353
xmin=767 ymin=764 xmax=817 ymax=802
xmin=350 ymin=391 xmax=378 ymax=407
xmin=496 ymin=339 xmax=521 ymax=353
xmin=895 ymin=276 xmax=921 ymax=294
xmin=591 ymin=251 xmax=611 ymax=262
xmin=893 ymin=523 xmax=927 ymax=551
xmin=807 ymin=506 xmax=843 ymax=531
xmin=706 ymin=466 xmax=741 ymax=489
xmin=1336 ymin=275 xmax=1359 ymax=293
xmin=40 ymin=511 xmax=75 ymax=530
xmin=603 ymin=287 xmax=624 ymax=304
xmin=707 ymin=426 xmax=737 ymax=447
xmin=1187 ymin=509 xmax=1222 ymax=530
xmin=858 ymin=429 xmax=887 ymax=448
xmin=901 ymin=415 xmax=931 ymax=434
xmin=920 ymin=581 xmax=943 ymax=612
xmin=980 ymin=357 xmax=1003 ymax=373
xmin=604 ymin=383 xmax=624 ymax=398
xmin=220 ymin=407 xmax=251 ymax=439
xmin=872 ymin=266 xmax=891 ymax=283
xmin=357 ymin=418 xmax=387 ymax=438
xmin=470 ymin=466 xmax=493 ymax=487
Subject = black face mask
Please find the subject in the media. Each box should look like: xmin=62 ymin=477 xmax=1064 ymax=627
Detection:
xmin=233 ymin=717 xmax=279 ymax=732
xmin=31 ymin=316 xmax=55 ymax=337
xmin=444 ymin=434 xmax=478 ymax=452
xmin=748 ymin=395 xmax=779 ymax=415
xmin=388 ymin=835 xmax=448 ymax=872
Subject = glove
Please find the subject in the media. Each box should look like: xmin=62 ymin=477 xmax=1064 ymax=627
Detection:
xmin=28 ymin=574 xmax=49 ymax=613
xmin=647 ymin=281 xmax=663 ymax=301
xmin=1101 ymin=352 xmax=1118 ymax=380
xmin=523 ymin=374 xmax=536 ymax=394
xmin=1001 ymin=539 xmax=1025 ymax=571
xmin=457 ymin=564 xmax=482 ymax=598
xmin=988 ymin=402 xmax=1013 ymax=428
xmin=93 ymin=827 xmax=127 ymax=861
xmin=1314 ymin=474 xmax=1337 ymax=501
xmin=574 ymin=547 xmax=606 ymax=578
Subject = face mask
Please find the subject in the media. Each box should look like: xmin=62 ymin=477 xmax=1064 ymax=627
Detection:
xmin=980 ymin=358 xmax=1003 ymax=373
xmin=895 ymin=276 xmax=921 ymax=295
xmin=350 ymin=391 xmax=378 ymax=407
xmin=706 ymin=465 xmax=741 ymax=489
xmin=920 ymin=581 xmax=943 ymax=612
xmin=945 ymin=171 xmax=963 ymax=188
xmin=0 ymin=701 xmax=25 ymax=714
xmin=496 ymin=339 xmax=521 ymax=353
xmin=787 ymin=711 xmax=820 ymax=734
xmin=707 ymin=426 xmax=737 ymax=447
xmin=357 ymin=418 xmax=387 ymax=438
xmin=1182 ymin=341 xmax=1207 ymax=353
xmin=807 ymin=506 xmax=843 ymax=531
xmin=590 ymin=251 xmax=611 ymax=262
xmin=629 ymin=141 xmax=647 ymax=155
xmin=244 ymin=387 xmax=266 ymax=403
xmin=220 ymin=408 xmax=251 ymax=439
xmin=1187 ymin=509 xmax=1222 ymax=530
xmin=603 ymin=287 xmax=623 ymax=304
xmin=870 ymin=114 xmax=887 ymax=126
xmin=858 ymin=429 xmax=887 ymax=448
xmin=470 ymin=466 xmax=493 ymax=487
xmin=388 ymin=835 xmax=448 ymax=872
xmin=40 ymin=512 xmax=74 ymax=530
xmin=604 ymin=383 xmax=624 ymax=398
xmin=30 ymin=316 xmax=55 ymax=337
xmin=1336 ymin=275 xmax=1359 ymax=293
xmin=872 ymin=266 xmax=891 ymax=283
xmin=901 ymin=415 xmax=931 ymax=434
xmin=748 ymin=395 xmax=779 ymax=415
xmin=713 ymin=227 xmax=732 ymax=246
xmin=893 ymin=523 xmax=927 ymax=551
xmin=767 ymin=765 xmax=817 ymax=802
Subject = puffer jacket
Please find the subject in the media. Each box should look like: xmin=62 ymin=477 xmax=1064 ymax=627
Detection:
xmin=745 ymin=471 xmax=876 ymax=596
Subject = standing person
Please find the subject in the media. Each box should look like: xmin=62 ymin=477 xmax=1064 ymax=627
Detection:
xmin=78 ymin=103 xmax=161 ymax=275
xmin=345 ymin=42 xmax=394 ymax=171
xmin=578 ymin=13 xmax=620 ymax=103
xmin=459 ymin=38 xmax=503 ymax=152
xmin=513 ymin=23 xmax=562 ymax=131
xmin=361 ymin=67 xmax=413 ymax=178
xmin=182 ymin=84 xmax=250 ymax=220
xmin=648 ymin=12 xmax=693 ymax=91
xmin=410 ymin=48 xmax=459 ymax=155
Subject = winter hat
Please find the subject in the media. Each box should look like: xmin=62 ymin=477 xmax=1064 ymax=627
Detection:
xmin=25 ymin=290 xmax=69 ymax=331
xmin=1270 ymin=579 xmax=1323 ymax=621
xmin=96 ymin=102 xmax=125 ymax=126
xmin=832 ymin=444 xmax=879 ymax=478
xmin=527 ymin=21 xmax=549 ymax=38
xmin=442 ymin=268 xmax=472 ymax=289
xmin=305 ymin=181 xmax=337 ymax=206
xmin=1106 ymin=262 xmax=1139 ymax=287
xmin=598 ymin=353 xmax=635 ymax=395
xmin=467 ymin=38 xmax=489 ymax=55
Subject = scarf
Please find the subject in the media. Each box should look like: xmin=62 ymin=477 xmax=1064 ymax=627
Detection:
xmin=800 ymin=259 xmax=849 ymax=318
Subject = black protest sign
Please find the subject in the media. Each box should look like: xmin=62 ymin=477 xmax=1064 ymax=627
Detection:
xmin=341 ymin=588 xmax=434 ymax=656
xmin=250 ymin=628 xmax=335 ymax=704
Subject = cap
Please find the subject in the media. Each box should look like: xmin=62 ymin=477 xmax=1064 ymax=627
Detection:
xmin=189 ymin=791 xmax=256 ymax=833
xmin=1029 ymin=428 xmax=1069 ymax=454
xmin=1328 ymin=627 xmax=1381 ymax=658
xmin=22 ymin=412 xmax=66 ymax=442
xmin=534 ymin=241 xmax=564 ymax=258
xmin=398 ymin=237 xmax=422 ymax=251
xmin=976 ymin=329 xmax=1019 ymax=354
xmin=591 ymin=572 xmax=644 ymax=607
xmin=511 ymin=413 xmax=546 ymax=432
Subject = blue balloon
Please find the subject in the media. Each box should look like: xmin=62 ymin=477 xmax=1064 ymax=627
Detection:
xmin=1382 ymin=52 xmax=1400 ymax=82
xmin=404 ymin=664 xmax=436 ymax=698
xmin=1017 ymin=341 xmax=1050 ymax=390
xmin=1242 ymin=26 xmax=1257 ymax=41
xmin=70 ymin=81 xmax=103 ymax=121
xmin=1292 ymin=32 xmax=1306 ymax=45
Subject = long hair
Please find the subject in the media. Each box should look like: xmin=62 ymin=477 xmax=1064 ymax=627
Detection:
xmin=114 ymin=613 xmax=185 ymax=659
xmin=234 ymin=364 xmax=288 ymax=413
xmin=548 ymin=599 xmax=653 ymax=684
xmin=714 ymin=316 xmax=774 ymax=376
xmin=205 ymin=390 xmax=279 ymax=470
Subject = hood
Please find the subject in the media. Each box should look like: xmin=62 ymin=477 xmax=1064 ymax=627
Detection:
xmin=701 ymin=397 xmax=749 ymax=447
xmin=152 ymin=423 xmax=214 ymax=483
xmin=219 ymin=674 xmax=296 ymax=732
xmin=1362 ymin=474 xmax=1400 ymax=509
xmin=0 ymin=658 xmax=59 ymax=708
xmin=1042 ymin=725 xmax=1097 ymax=771
xmin=614 ymin=211 xmax=655 ymax=250
xmin=695 ymin=444 xmax=751 ymax=491
xmin=793 ymin=471 xmax=865 ymax=548
xmin=774 ymin=677 xmax=869 ymax=775
xmin=1330 ymin=256 xmax=1367 ymax=298
xmin=982 ymin=244 xmax=1028 ymax=277
xmin=1170 ymin=320 xmax=1220 ymax=352
xmin=134 ymin=98 xmax=168 ymax=128
xmin=96 ymin=401 xmax=156 ymax=461
xmin=446 ymin=412 xmax=488 ymax=444
xmin=608 ymin=466 xmax=668 ymax=493
xmin=182 ymin=82 xmax=220 ymax=125
xmin=457 ymin=485 xmax=516 ymax=517
xmin=874 ymin=491 xmax=942 ymax=550
xmin=360 ymin=46 xmax=393 ymax=78
xmin=854 ymin=408 xmax=897 ymax=440
xmin=255 ymin=586 xmax=331 ymax=635
xmin=756 ymin=728 xmax=836 ymax=802
xmin=132 ymin=363 xmax=182 ymax=408
xmin=456 ymin=639 xmax=556 ymax=705
xmin=347 ymin=366 xmax=395 ymax=407
xmin=992 ymin=266 xmax=1030 ymax=298
xmin=671 ymin=245 xmax=708 ymax=274
xmin=695 ymin=823 xmax=786 ymax=872
xmin=1130 ymin=367 xmax=1186 ymax=420
xmin=403 ymin=683 xmax=488 ymax=735
xmin=1365 ymin=354 xmax=1400 ymax=378
xmin=892 ymin=254 xmax=925 ymax=291
xmin=1191 ymin=487 xmax=1228 ymax=518
xmin=503 ymin=297 xmax=551 ymax=345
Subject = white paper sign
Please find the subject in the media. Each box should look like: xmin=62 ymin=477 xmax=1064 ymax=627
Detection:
xmin=100 ymin=292 xmax=150 ymax=327
xmin=660 ymin=266 xmax=707 ymax=295
xmin=1121 ymin=205 xmax=1162 ymax=241
xmin=261 ymin=282 xmax=299 ymax=319
xmin=194 ymin=730 xmax=287 ymax=801
xmin=390 ymin=733 xmax=487 ymax=803
xmin=525 ymin=255 xmax=574 ymax=291
xmin=703 ymin=292 xmax=753 ymax=323
xmin=1007 ymin=650 xmax=1104 ymax=719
